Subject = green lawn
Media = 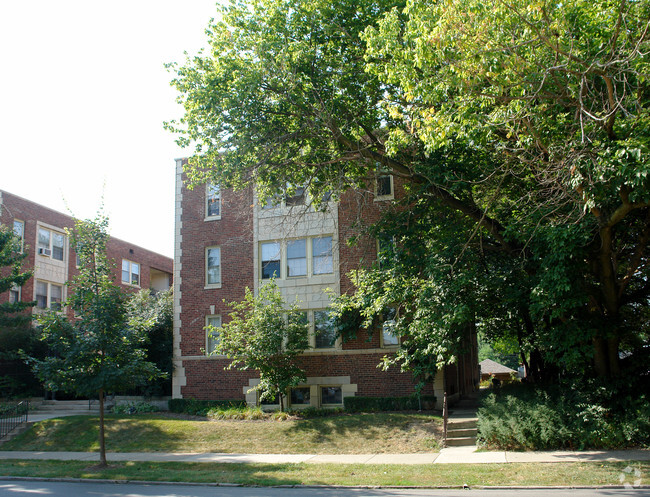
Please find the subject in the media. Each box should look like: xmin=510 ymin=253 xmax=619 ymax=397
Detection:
xmin=0 ymin=460 xmax=647 ymax=487
xmin=4 ymin=413 xmax=440 ymax=454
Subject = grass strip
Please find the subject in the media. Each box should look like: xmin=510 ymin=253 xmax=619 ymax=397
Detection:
xmin=0 ymin=460 xmax=647 ymax=487
xmin=3 ymin=413 xmax=440 ymax=454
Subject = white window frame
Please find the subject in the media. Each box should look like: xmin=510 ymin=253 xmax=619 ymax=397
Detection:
xmin=9 ymin=286 xmax=21 ymax=304
xmin=13 ymin=220 xmax=24 ymax=253
xmin=37 ymin=227 xmax=65 ymax=261
xmin=381 ymin=308 xmax=399 ymax=347
xmin=205 ymin=183 xmax=221 ymax=220
xmin=260 ymin=236 xmax=335 ymax=281
xmin=313 ymin=309 xmax=337 ymax=350
xmin=375 ymin=173 xmax=394 ymax=201
xmin=121 ymin=259 xmax=141 ymax=287
xmin=286 ymin=239 xmax=307 ymax=278
xmin=205 ymin=246 xmax=222 ymax=288
xmin=205 ymin=315 xmax=222 ymax=355
xmin=35 ymin=280 xmax=64 ymax=311
xmin=261 ymin=241 xmax=281 ymax=280
xmin=312 ymin=236 xmax=333 ymax=275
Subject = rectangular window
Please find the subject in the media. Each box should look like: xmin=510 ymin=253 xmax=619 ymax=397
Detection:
xmin=35 ymin=281 xmax=62 ymax=310
xmin=38 ymin=228 xmax=50 ymax=255
xmin=377 ymin=235 xmax=395 ymax=269
xmin=122 ymin=260 xmax=141 ymax=286
xmin=288 ymin=311 xmax=310 ymax=349
xmin=321 ymin=386 xmax=342 ymax=405
xmin=290 ymin=387 xmax=311 ymax=406
xmin=287 ymin=239 xmax=307 ymax=277
xmin=35 ymin=281 xmax=48 ymax=309
xmin=376 ymin=175 xmax=393 ymax=197
xmin=206 ymin=247 xmax=221 ymax=285
xmin=50 ymin=285 xmax=63 ymax=311
xmin=37 ymin=227 xmax=65 ymax=261
xmin=13 ymin=220 xmax=24 ymax=252
xmin=314 ymin=310 xmax=336 ymax=349
xmin=206 ymin=315 xmax=221 ymax=354
xmin=52 ymin=232 xmax=65 ymax=261
xmin=9 ymin=286 xmax=21 ymax=303
xmin=382 ymin=307 xmax=399 ymax=346
xmin=206 ymin=183 xmax=221 ymax=218
xmin=312 ymin=236 xmax=333 ymax=275
xmin=261 ymin=242 xmax=281 ymax=279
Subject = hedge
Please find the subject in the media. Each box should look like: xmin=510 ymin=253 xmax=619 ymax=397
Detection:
xmin=344 ymin=394 xmax=436 ymax=412
xmin=168 ymin=398 xmax=246 ymax=415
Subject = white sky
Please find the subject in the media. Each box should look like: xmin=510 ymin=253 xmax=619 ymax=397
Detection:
xmin=0 ymin=1 xmax=219 ymax=258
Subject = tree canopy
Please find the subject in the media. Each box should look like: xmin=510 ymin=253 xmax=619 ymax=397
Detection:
xmin=168 ymin=0 xmax=650 ymax=379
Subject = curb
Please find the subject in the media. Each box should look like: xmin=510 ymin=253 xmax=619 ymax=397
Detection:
xmin=1 ymin=476 xmax=649 ymax=491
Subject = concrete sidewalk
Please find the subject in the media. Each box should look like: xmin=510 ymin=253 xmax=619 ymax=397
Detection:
xmin=0 ymin=448 xmax=648 ymax=465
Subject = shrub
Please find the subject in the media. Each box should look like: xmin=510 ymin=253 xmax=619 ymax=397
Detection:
xmin=168 ymin=398 xmax=246 ymax=416
xmin=477 ymin=381 xmax=650 ymax=450
xmin=288 ymin=406 xmax=344 ymax=418
xmin=113 ymin=401 xmax=160 ymax=415
xmin=344 ymin=394 xmax=436 ymax=413
xmin=206 ymin=406 xmax=265 ymax=420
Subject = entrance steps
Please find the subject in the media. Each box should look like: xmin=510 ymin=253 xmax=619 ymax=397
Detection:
xmin=445 ymin=395 xmax=480 ymax=447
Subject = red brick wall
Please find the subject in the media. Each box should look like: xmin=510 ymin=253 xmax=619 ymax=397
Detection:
xmin=177 ymin=178 xmax=254 ymax=360
xmin=175 ymin=171 xmax=432 ymax=401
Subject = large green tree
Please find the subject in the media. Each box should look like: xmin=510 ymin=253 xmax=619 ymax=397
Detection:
xmin=31 ymin=214 xmax=162 ymax=466
xmin=168 ymin=0 xmax=649 ymax=379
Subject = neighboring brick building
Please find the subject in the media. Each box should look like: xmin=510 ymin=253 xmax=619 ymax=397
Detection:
xmin=0 ymin=190 xmax=173 ymax=322
xmin=173 ymin=159 xmax=478 ymax=409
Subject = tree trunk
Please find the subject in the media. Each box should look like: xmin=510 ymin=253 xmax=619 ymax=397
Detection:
xmin=98 ymin=389 xmax=107 ymax=467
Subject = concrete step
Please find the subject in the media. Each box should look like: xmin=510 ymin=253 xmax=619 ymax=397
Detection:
xmin=447 ymin=419 xmax=477 ymax=430
xmin=445 ymin=436 xmax=477 ymax=447
xmin=447 ymin=427 xmax=478 ymax=438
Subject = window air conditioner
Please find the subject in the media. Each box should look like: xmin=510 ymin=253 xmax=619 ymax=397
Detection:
xmin=38 ymin=248 xmax=52 ymax=256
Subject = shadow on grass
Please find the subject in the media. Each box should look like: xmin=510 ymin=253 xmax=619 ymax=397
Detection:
xmin=285 ymin=412 xmax=438 ymax=449
xmin=1 ymin=415 xmax=187 ymax=453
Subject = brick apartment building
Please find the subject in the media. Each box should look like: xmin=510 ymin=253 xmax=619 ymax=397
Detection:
xmin=0 ymin=190 xmax=173 ymax=321
xmin=173 ymin=159 xmax=478 ymax=409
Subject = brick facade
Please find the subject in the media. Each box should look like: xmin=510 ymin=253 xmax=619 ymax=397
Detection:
xmin=173 ymin=159 xmax=450 ymax=407
xmin=0 ymin=190 xmax=172 ymax=321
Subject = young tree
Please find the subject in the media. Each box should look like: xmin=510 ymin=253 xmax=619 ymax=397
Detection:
xmin=31 ymin=213 xmax=162 ymax=467
xmin=212 ymin=282 xmax=309 ymax=411
xmin=168 ymin=0 xmax=649 ymax=379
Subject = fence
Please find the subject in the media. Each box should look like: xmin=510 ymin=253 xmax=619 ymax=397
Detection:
xmin=0 ymin=400 xmax=29 ymax=439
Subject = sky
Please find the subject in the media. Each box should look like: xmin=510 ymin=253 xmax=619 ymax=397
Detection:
xmin=0 ymin=1 xmax=220 ymax=258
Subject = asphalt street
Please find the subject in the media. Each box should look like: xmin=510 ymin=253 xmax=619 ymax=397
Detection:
xmin=0 ymin=481 xmax=649 ymax=497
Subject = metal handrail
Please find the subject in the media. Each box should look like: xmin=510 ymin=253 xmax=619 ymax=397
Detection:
xmin=0 ymin=400 xmax=29 ymax=439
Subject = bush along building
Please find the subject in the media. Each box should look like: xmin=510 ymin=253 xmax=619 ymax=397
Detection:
xmin=173 ymin=159 xmax=478 ymax=409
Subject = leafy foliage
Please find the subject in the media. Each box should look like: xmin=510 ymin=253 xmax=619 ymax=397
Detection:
xmin=344 ymin=394 xmax=436 ymax=413
xmin=478 ymin=381 xmax=650 ymax=450
xmin=168 ymin=398 xmax=246 ymax=416
xmin=0 ymin=226 xmax=34 ymax=329
xmin=112 ymin=401 xmax=160 ymax=415
xmin=126 ymin=289 xmax=173 ymax=396
xmin=30 ymin=212 xmax=162 ymax=465
xmin=169 ymin=0 xmax=650 ymax=379
xmin=213 ymin=281 xmax=309 ymax=411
